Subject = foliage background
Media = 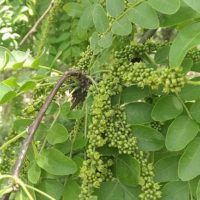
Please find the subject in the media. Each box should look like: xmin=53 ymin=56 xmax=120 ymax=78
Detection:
xmin=2 ymin=0 xmax=200 ymax=200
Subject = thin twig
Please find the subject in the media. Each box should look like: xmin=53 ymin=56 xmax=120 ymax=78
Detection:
xmin=2 ymin=70 xmax=88 ymax=200
xmin=19 ymin=0 xmax=54 ymax=47
xmin=139 ymin=29 xmax=157 ymax=44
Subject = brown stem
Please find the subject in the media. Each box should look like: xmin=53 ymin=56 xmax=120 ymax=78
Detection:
xmin=19 ymin=0 xmax=54 ymax=47
xmin=139 ymin=29 xmax=157 ymax=44
xmin=2 ymin=70 xmax=87 ymax=200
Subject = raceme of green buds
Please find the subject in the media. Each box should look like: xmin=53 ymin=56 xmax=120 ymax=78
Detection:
xmin=79 ymin=49 xmax=166 ymax=200
xmin=76 ymin=46 xmax=93 ymax=71
xmin=186 ymin=49 xmax=200 ymax=63
xmin=159 ymin=66 xmax=187 ymax=93
xmin=151 ymin=121 xmax=162 ymax=132
xmin=114 ymin=41 xmax=167 ymax=64
xmin=0 ymin=131 xmax=21 ymax=174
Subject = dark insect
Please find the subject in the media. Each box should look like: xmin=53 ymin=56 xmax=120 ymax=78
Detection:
xmin=131 ymin=57 xmax=142 ymax=63
xmin=71 ymin=75 xmax=91 ymax=109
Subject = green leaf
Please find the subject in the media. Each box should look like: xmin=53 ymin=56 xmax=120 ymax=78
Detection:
xmin=148 ymin=0 xmax=180 ymax=14
xmin=2 ymin=77 xmax=18 ymax=88
xmin=90 ymin=32 xmax=100 ymax=50
xmin=11 ymin=50 xmax=31 ymax=69
xmin=178 ymin=137 xmax=200 ymax=181
xmin=131 ymin=125 xmax=164 ymax=151
xmin=46 ymin=102 xmax=59 ymax=115
xmin=98 ymin=32 xmax=113 ymax=48
xmin=19 ymin=81 xmax=36 ymax=92
xmin=47 ymin=123 xmax=69 ymax=145
xmin=192 ymin=62 xmax=200 ymax=72
xmin=196 ymin=179 xmax=200 ymax=200
xmin=63 ymin=180 xmax=80 ymax=200
xmin=34 ymin=123 xmax=48 ymax=140
xmin=72 ymin=134 xmax=87 ymax=150
xmin=28 ymin=162 xmax=41 ymax=184
xmin=106 ymin=0 xmax=124 ymax=17
xmin=2 ymin=51 xmax=10 ymax=70
xmin=181 ymin=58 xmax=193 ymax=74
xmin=190 ymin=101 xmax=200 ymax=123
xmin=116 ymin=155 xmax=140 ymax=186
xmin=154 ymin=156 xmax=179 ymax=182
xmin=0 ymin=46 xmax=15 ymax=71
xmin=63 ymin=3 xmax=83 ymax=17
xmin=98 ymin=181 xmax=124 ymax=200
xmin=126 ymin=2 xmax=159 ymax=29
xmin=180 ymin=84 xmax=200 ymax=101
xmin=159 ymin=2 xmax=199 ymax=27
xmin=183 ymin=0 xmax=200 ymax=13
xmin=161 ymin=181 xmax=189 ymax=200
xmin=93 ymin=4 xmax=109 ymax=33
xmin=15 ymin=190 xmax=31 ymax=200
xmin=66 ymin=110 xmax=85 ymax=119
xmin=111 ymin=15 xmax=132 ymax=36
xmin=82 ymin=6 xmax=94 ymax=27
xmin=190 ymin=177 xmax=199 ymax=199
xmin=0 ymin=83 xmax=16 ymax=105
xmin=125 ymin=102 xmax=153 ymax=125
xmin=169 ymin=22 xmax=200 ymax=67
xmin=97 ymin=181 xmax=140 ymax=200
xmin=154 ymin=46 xmax=170 ymax=64
xmin=60 ymin=101 xmax=71 ymax=116
xmin=120 ymin=86 xmax=150 ymax=103
xmin=151 ymin=95 xmax=183 ymax=122
xmin=13 ymin=118 xmax=32 ymax=132
xmin=121 ymin=185 xmax=140 ymax=200
xmin=37 ymin=148 xmax=77 ymax=175
xmin=166 ymin=115 xmax=199 ymax=151
xmin=36 ymin=180 xmax=64 ymax=200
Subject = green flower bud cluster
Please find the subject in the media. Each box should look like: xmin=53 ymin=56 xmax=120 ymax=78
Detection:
xmin=105 ymin=107 xmax=137 ymax=154
xmin=137 ymin=154 xmax=161 ymax=199
xmin=135 ymin=151 xmax=161 ymax=200
xmin=85 ymin=75 xmax=160 ymax=200
xmin=79 ymin=47 xmax=165 ymax=200
xmin=23 ymin=83 xmax=53 ymax=118
xmin=159 ymin=67 xmax=187 ymax=93
xmin=114 ymin=61 xmax=187 ymax=94
xmin=121 ymin=62 xmax=160 ymax=90
xmin=114 ymin=41 xmax=167 ymax=64
xmin=76 ymin=47 xmax=93 ymax=71
xmin=80 ymin=71 xmax=122 ymax=199
xmin=37 ymin=0 xmax=62 ymax=56
xmin=21 ymin=157 xmax=30 ymax=178
xmin=79 ymin=151 xmax=113 ymax=200
xmin=150 ymin=121 xmax=162 ymax=132
xmin=23 ymin=96 xmax=45 ymax=118
xmin=114 ymin=44 xmax=147 ymax=64
xmin=104 ymin=106 xmax=161 ymax=200
xmin=145 ymin=40 xmax=169 ymax=54
xmin=0 ymin=131 xmax=21 ymax=174
xmin=186 ymin=49 xmax=200 ymax=63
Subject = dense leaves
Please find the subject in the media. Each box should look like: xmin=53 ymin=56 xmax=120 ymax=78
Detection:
xmin=2 ymin=0 xmax=200 ymax=200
